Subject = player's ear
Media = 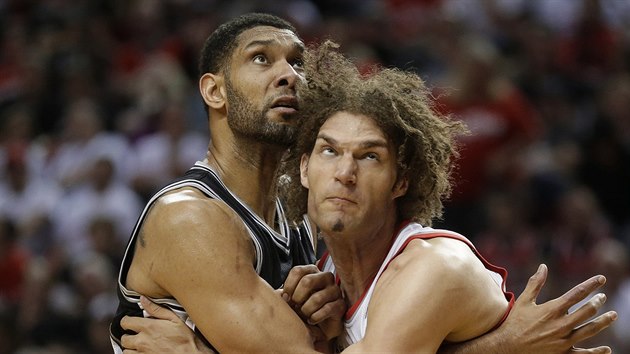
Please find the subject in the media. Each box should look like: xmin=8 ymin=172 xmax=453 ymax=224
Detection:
xmin=200 ymin=73 xmax=225 ymax=110
xmin=300 ymin=154 xmax=310 ymax=189
xmin=392 ymin=174 xmax=408 ymax=199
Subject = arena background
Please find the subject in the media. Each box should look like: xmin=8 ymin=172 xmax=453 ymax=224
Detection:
xmin=0 ymin=0 xmax=628 ymax=352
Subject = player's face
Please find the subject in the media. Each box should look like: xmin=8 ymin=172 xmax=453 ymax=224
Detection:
xmin=225 ymin=26 xmax=305 ymax=146
xmin=300 ymin=112 xmax=408 ymax=236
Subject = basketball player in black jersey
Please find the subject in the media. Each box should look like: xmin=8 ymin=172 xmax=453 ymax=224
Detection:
xmin=110 ymin=13 xmax=345 ymax=353
xmin=115 ymin=13 xmax=617 ymax=354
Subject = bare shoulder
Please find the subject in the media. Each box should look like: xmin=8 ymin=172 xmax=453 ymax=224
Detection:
xmin=125 ymin=188 xmax=316 ymax=351
xmin=376 ymin=236 xmax=509 ymax=342
xmin=371 ymin=237 xmax=484 ymax=310
xmin=142 ymin=187 xmax=251 ymax=245
xmin=150 ymin=187 xmax=236 ymax=227
xmin=392 ymin=237 xmax=504 ymax=297
xmin=127 ymin=187 xmax=254 ymax=298
xmin=361 ymin=236 xmax=507 ymax=351
xmin=389 ymin=236 xmax=479 ymax=278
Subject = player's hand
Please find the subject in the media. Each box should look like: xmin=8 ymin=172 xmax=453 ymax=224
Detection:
xmin=281 ymin=265 xmax=346 ymax=341
xmin=499 ymin=264 xmax=617 ymax=354
xmin=120 ymin=296 xmax=214 ymax=354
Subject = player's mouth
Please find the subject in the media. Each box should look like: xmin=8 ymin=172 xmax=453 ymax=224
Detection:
xmin=270 ymin=96 xmax=299 ymax=115
xmin=326 ymin=196 xmax=357 ymax=205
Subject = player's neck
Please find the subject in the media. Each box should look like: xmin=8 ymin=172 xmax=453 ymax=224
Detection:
xmin=205 ymin=139 xmax=286 ymax=229
xmin=323 ymin=215 xmax=399 ymax=306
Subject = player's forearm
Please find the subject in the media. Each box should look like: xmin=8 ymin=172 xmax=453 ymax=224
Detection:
xmin=438 ymin=332 xmax=510 ymax=354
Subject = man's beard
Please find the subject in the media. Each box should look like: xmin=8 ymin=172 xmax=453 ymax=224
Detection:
xmin=225 ymin=78 xmax=296 ymax=147
xmin=331 ymin=219 xmax=345 ymax=232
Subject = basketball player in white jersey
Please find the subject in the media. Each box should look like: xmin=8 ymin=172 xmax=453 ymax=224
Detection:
xmin=118 ymin=25 xmax=617 ymax=354
xmin=278 ymin=40 xmax=617 ymax=353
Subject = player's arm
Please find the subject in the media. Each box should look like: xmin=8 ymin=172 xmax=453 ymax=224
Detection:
xmin=121 ymin=296 xmax=216 ymax=353
xmin=440 ymin=264 xmax=617 ymax=354
xmin=344 ymin=238 xmax=508 ymax=353
xmin=121 ymin=267 xmax=344 ymax=354
xmin=126 ymin=192 xmax=319 ymax=353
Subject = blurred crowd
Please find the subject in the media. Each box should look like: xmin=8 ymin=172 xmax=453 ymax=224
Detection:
xmin=0 ymin=0 xmax=628 ymax=353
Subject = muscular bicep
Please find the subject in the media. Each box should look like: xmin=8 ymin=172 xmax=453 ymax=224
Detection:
xmin=347 ymin=238 xmax=508 ymax=353
xmin=141 ymin=196 xmax=316 ymax=352
xmin=348 ymin=247 xmax=457 ymax=353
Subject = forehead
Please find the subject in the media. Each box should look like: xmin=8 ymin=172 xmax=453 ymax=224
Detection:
xmin=318 ymin=111 xmax=388 ymax=143
xmin=234 ymin=26 xmax=304 ymax=53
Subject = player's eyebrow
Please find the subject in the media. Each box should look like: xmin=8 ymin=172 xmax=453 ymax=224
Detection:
xmin=317 ymin=134 xmax=389 ymax=149
xmin=243 ymin=39 xmax=305 ymax=53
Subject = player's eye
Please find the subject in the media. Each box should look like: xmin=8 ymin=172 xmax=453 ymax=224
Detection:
xmin=292 ymin=57 xmax=304 ymax=69
xmin=253 ymin=54 xmax=268 ymax=64
xmin=322 ymin=147 xmax=336 ymax=156
xmin=364 ymin=153 xmax=379 ymax=161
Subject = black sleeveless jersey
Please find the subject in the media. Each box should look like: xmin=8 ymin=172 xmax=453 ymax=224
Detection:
xmin=109 ymin=161 xmax=316 ymax=352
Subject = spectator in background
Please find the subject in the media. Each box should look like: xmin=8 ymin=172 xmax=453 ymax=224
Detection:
xmin=0 ymin=140 xmax=62 ymax=257
xmin=12 ymin=248 xmax=117 ymax=353
xmin=50 ymin=156 xmax=142 ymax=262
xmin=0 ymin=217 xmax=29 ymax=314
xmin=130 ymin=102 xmax=208 ymax=201
xmin=87 ymin=217 xmax=125 ymax=272
xmin=75 ymin=252 xmax=118 ymax=354
xmin=474 ymin=191 xmax=542 ymax=292
xmin=554 ymin=0 xmax=623 ymax=98
xmin=46 ymin=98 xmax=136 ymax=188
xmin=114 ymin=53 xmax=193 ymax=142
xmin=578 ymin=75 xmax=630 ymax=237
xmin=434 ymin=35 xmax=543 ymax=236
xmin=545 ymin=186 xmax=614 ymax=295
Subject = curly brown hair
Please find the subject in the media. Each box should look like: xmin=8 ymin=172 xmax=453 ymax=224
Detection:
xmin=280 ymin=41 xmax=468 ymax=226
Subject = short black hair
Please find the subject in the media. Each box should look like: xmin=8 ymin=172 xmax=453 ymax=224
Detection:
xmin=198 ymin=13 xmax=298 ymax=77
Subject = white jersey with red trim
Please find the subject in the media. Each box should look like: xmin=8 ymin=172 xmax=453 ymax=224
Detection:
xmin=317 ymin=222 xmax=513 ymax=349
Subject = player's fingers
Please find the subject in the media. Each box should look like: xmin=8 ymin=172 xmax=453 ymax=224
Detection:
xmin=282 ymin=265 xmax=320 ymax=300
xmin=291 ymin=271 xmax=335 ymax=305
xmin=570 ymin=311 xmax=618 ymax=344
xmin=140 ymin=296 xmax=180 ymax=322
xmin=566 ymin=293 xmax=607 ymax=326
xmin=121 ymin=333 xmax=138 ymax=350
xmin=122 ymin=350 xmax=140 ymax=354
xmin=300 ymin=283 xmax=343 ymax=319
xmin=569 ymin=346 xmax=612 ymax=354
xmin=307 ymin=298 xmax=346 ymax=325
xmin=120 ymin=315 xmax=148 ymax=332
xmin=516 ymin=264 xmax=547 ymax=304
xmin=551 ymin=275 xmax=606 ymax=313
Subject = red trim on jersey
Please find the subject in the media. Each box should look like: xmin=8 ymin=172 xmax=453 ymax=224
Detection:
xmin=389 ymin=232 xmax=514 ymax=303
xmin=316 ymin=252 xmax=329 ymax=271
xmin=382 ymin=230 xmax=515 ymax=331
xmin=317 ymin=221 xmax=514 ymax=329
xmin=343 ymin=221 xmax=411 ymax=321
xmin=490 ymin=296 xmax=515 ymax=332
xmin=344 ymin=273 xmax=377 ymax=321
xmin=318 ymin=250 xmax=370 ymax=320
xmin=343 ymin=221 xmax=514 ymax=329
